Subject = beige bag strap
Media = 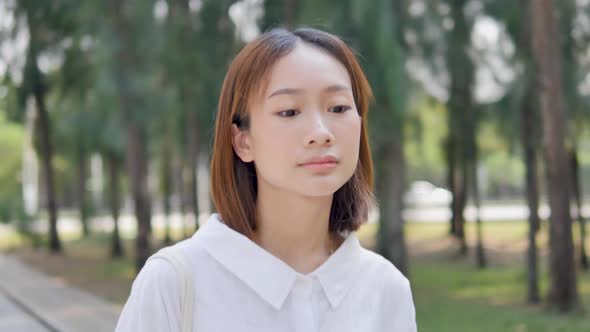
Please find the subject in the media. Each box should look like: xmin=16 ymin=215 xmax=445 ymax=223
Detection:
xmin=147 ymin=246 xmax=195 ymax=332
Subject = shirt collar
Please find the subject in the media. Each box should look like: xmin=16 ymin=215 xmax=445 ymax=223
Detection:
xmin=194 ymin=213 xmax=363 ymax=311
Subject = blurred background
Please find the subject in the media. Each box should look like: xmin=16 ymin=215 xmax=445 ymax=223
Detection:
xmin=0 ymin=0 xmax=589 ymax=331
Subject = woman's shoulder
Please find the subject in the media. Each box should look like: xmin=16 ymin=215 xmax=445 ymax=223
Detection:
xmin=358 ymin=247 xmax=411 ymax=291
xmin=354 ymin=248 xmax=417 ymax=330
xmin=133 ymin=236 xmax=205 ymax=288
xmin=150 ymin=234 xmax=208 ymax=266
xmin=115 ymin=242 xmax=197 ymax=331
xmin=132 ymin=244 xmax=185 ymax=293
xmin=356 ymin=247 xmax=415 ymax=320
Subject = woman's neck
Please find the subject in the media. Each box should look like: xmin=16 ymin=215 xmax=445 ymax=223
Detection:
xmin=251 ymin=189 xmax=341 ymax=275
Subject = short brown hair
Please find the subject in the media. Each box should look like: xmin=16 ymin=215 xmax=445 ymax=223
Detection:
xmin=210 ymin=27 xmax=375 ymax=237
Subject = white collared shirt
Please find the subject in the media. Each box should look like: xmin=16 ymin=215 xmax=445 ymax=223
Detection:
xmin=115 ymin=213 xmax=417 ymax=331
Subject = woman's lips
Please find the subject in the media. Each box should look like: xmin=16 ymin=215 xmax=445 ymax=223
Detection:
xmin=300 ymin=161 xmax=338 ymax=171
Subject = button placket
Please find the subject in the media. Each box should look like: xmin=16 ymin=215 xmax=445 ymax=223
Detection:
xmin=293 ymin=276 xmax=315 ymax=332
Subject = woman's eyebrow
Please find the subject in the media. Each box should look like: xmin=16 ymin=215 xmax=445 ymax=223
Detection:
xmin=267 ymin=84 xmax=351 ymax=99
xmin=267 ymin=88 xmax=303 ymax=99
xmin=323 ymin=84 xmax=350 ymax=94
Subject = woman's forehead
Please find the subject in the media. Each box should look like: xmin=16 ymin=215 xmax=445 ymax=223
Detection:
xmin=262 ymin=43 xmax=352 ymax=98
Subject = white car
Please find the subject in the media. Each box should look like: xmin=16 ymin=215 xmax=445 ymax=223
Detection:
xmin=403 ymin=181 xmax=452 ymax=207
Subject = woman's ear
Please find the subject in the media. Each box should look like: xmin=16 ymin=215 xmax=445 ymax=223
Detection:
xmin=231 ymin=123 xmax=254 ymax=163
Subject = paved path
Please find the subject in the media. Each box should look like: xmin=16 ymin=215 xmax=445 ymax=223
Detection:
xmin=0 ymin=254 xmax=120 ymax=332
xmin=0 ymin=291 xmax=50 ymax=332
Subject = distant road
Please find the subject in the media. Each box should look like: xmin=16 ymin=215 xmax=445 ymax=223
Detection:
xmin=402 ymin=203 xmax=589 ymax=223
xmin=2 ymin=202 xmax=589 ymax=236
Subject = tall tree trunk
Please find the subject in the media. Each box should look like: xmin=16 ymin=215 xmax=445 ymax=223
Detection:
xmin=520 ymin=3 xmax=541 ymax=304
xmin=21 ymin=0 xmax=62 ymax=253
xmin=77 ymin=144 xmax=90 ymax=237
xmin=173 ymin=153 xmax=189 ymax=238
xmin=522 ymin=78 xmax=541 ymax=303
xmin=284 ymin=0 xmax=298 ymax=29
xmin=174 ymin=1 xmax=200 ymax=234
xmin=34 ymin=90 xmax=61 ymax=253
xmin=377 ymin=128 xmax=408 ymax=276
xmin=126 ymin=123 xmax=152 ymax=271
xmin=107 ymin=152 xmax=124 ymax=258
xmin=467 ymin=117 xmax=485 ymax=268
xmin=449 ymin=136 xmax=467 ymax=253
xmin=161 ymin=140 xmax=173 ymax=246
xmin=454 ymin=147 xmax=468 ymax=255
xmin=446 ymin=137 xmax=456 ymax=235
xmin=571 ymin=150 xmax=588 ymax=270
xmin=559 ymin=0 xmax=587 ymax=272
xmin=465 ymin=86 xmax=483 ymax=266
xmin=447 ymin=0 xmax=472 ymax=255
xmin=185 ymin=109 xmax=200 ymax=232
xmin=472 ymin=163 xmax=485 ymax=268
xmin=111 ymin=0 xmax=153 ymax=272
xmin=529 ymin=0 xmax=578 ymax=311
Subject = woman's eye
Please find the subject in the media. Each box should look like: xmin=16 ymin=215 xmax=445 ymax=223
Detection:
xmin=278 ymin=109 xmax=299 ymax=117
xmin=329 ymin=105 xmax=351 ymax=113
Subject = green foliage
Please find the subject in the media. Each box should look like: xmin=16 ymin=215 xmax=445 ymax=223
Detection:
xmin=357 ymin=0 xmax=408 ymax=131
xmin=0 ymin=112 xmax=25 ymax=223
xmin=483 ymin=150 xmax=525 ymax=197
xmin=405 ymin=96 xmax=448 ymax=183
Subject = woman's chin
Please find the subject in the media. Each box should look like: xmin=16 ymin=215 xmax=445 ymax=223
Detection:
xmin=295 ymin=180 xmax=348 ymax=197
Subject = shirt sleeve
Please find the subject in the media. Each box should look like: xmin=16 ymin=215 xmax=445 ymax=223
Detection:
xmin=403 ymin=279 xmax=418 ymax=332
xmin=114 ymin=259 xmax=182 ymax=332
xmin=378 ymin=261 xmax=418 ymax=332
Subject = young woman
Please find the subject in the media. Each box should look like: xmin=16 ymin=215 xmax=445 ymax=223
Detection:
xmin=115 ymin=27 xmax=417 ymax=331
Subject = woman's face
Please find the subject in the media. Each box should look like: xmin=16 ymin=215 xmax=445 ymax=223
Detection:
xmin=232 ymin=42 xmax=361 ymax=198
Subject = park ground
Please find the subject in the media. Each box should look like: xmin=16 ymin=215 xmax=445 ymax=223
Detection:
xmin=1 ymin=219 xmax=590 ymax=332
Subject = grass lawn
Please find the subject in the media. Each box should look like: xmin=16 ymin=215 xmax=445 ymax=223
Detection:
xmin=2 ymin=218 xmax=590 ymax=331
xmin=413 ymin=262 xmax=590 ymax=332
xmin=358 ymin=221 xmax=590 ymax=331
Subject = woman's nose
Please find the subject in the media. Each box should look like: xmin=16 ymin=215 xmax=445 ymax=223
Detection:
xmin=305 ymin=114 xmax=335 ymax=146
